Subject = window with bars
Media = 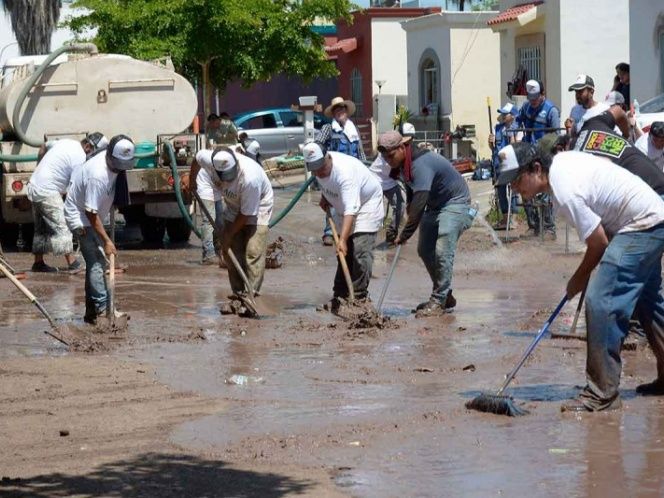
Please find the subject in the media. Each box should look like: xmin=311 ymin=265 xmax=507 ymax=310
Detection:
xmin=517 ymin=46 xmax=542 ymax=82
xmin=350 ymin=68 xmax=363 ymax=117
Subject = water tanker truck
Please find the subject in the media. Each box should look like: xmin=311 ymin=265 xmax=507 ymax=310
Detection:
xmin=0 ymin=43 xmax=201 ymax=247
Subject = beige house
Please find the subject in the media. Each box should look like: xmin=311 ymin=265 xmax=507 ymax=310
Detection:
xmin=401 ymin=11 xmax=501 ymax=159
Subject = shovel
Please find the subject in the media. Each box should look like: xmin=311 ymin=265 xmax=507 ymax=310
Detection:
xmin=193 ymin=190 xmax=262 ymax=318
xmin=98 ymin=248 xmax=128 ymax=332
xmin=326 ymin=209 xmax=355 ymax=303
xmin=0 ymin=260 xmax=69 ymax=347
xmin=376 ymin=244 xmax=401 ymax=314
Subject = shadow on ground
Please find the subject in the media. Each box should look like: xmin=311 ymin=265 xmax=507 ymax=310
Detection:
xmin=0 ymin=453 xmax=316 ymax=498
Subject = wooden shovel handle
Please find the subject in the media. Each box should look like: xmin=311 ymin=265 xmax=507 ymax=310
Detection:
xmin=326 ymin=209 xmax=355 ymax=302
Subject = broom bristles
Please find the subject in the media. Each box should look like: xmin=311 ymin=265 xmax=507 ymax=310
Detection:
xmin=465 ymin=393 xmax=529 ymax=416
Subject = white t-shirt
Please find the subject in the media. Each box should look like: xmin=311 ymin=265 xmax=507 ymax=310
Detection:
xmin=549 ymin=151 xmax=664 ymax=241
xmin=195 ymin=150 xmax=222 ymax=202
xmin=218 ymin=154 xmax=273 ymax=226
xmin=575 ymin=102 xmax=610 ymax=133
xmin=318 ymin=151 xmax=384 ymax=234
xmin=635 ymin=133 xmax=664 ymax=172
xmin=369 ymin=154 xmax=397 ymax=191
xmin=27 ymin=139 xmax=86 ymax=201
xmin=64 ymin=152 xmax=117 ymax=231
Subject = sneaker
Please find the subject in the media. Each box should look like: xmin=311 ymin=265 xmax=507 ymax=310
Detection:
xmin=67 ymin=260 xmax=82 ymax=273
xmin=201 ymin=257 xmax=217 ymax=266
xmin=542 ymin=231 xmax=557 ymax=241
xmin=415 ymin=299 xmax=447 ymax=317
xmin=32 ymin=261 xmax=58 ymax=273
xmin=84 ymin=308 xmax=106 ymax=325
xmin=636 ymin=379 xmax=664 ymax=396
xmin=445 ymin=291 xmax=457 ymax=310
xmin=322 ymin=235 xmax=334 ymax=246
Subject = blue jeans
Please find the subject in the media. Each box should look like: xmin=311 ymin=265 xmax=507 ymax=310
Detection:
xmin=417 ymin=203 xmax=475 ymax=303
xmin=581 ymin=222 xmax=664 ymax=410
xmin=200 ymin=199 xmax=224 ymax=261
xmin=75 ymin=227 xmax=108 ymax=320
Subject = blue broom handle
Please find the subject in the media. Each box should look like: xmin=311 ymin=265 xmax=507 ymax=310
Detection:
xmin=497 ymin=295 xmax=569 ymax=395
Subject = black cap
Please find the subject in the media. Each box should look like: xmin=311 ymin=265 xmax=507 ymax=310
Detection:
xmin=650 ymin=122 xmax=664 ymax=138
xmin=207 ymin=113 xmax=220 ymax=121
xmin=568 ymin=74 xmax=595 ymax=91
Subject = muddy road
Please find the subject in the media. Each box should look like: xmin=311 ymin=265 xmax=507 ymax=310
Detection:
xmin=2 ymin=182 xmax=664 ymax=497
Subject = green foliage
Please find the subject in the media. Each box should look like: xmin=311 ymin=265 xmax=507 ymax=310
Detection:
xmin=65 ymin=0 xmax=358 ymax=89
xmin=392 ymin=105 xmax=412 ymax=130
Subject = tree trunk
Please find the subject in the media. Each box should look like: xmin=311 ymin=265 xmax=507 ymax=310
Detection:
xmin=200 ymin=60 xmax=212 ymax=124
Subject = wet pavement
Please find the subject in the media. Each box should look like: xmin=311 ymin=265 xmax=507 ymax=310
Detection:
xmin=2 ymin=180 xmax=664 ymax=497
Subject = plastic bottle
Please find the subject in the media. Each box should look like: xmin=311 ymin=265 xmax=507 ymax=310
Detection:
xmin=633 ymin=99 xmax=640 ymax=116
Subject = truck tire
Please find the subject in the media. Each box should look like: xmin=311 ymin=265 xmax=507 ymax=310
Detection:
xmin=0 ymin=223 xmax=19 ymax=250
xmin=166 ymin=218 xmax=192 ymax=243
xmin=140 ymin=217 xmax=166 ymax=246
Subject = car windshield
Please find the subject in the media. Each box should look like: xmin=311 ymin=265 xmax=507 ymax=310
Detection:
xmin=641 ymin=93 xmax=664 ymax=113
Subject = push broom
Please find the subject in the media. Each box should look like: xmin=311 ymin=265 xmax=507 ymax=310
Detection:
xmin=466 ymin=295 xmax=568 ymax=416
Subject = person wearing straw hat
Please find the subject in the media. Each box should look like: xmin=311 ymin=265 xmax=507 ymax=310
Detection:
xmin=27 ymin=132 xmax=109 ymax=274
xmin=496 ymin=143 xmax=664 ymax=411
xmin=302 ymin=141 xmax=383 ymax=308
xmin=64 ymin=135 xmax=135 ymax=325
xmin=316 ymin=96 xmax=366 ymax=246
xmin=378 ymin=130 xmax=474 ymax=317
xmin=211 ymin=147 xmax=273 ymax=311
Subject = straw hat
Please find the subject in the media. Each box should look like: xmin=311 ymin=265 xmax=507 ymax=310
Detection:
xmin=324 ymin=96 xmax=356 ymax=118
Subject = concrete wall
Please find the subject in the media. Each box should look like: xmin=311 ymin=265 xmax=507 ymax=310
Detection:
xmin=371 ymin=18 xmax=411 ymax=97
xmin=449 ymin=26 xmax=500 ymax=158
xmin=629 ymin=0 xmax=664 ymax=102
xmin=558 ymin=0 xmax=629 ymax=118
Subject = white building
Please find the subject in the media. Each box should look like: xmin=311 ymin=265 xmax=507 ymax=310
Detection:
xmin=402 ymin=11 xmax=501 ymax=158
xmin=489 ymin=0 xmax=664 ymax=120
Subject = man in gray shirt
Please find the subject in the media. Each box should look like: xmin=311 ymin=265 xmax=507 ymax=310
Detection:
xmin=378 ymin=131 xmax=475 ymax=316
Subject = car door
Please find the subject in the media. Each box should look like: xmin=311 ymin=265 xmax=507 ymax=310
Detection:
xmin=236 ymin=111 xmax=286 ymax=158
xmin=278 ymin=110 xmax=305 ymax=153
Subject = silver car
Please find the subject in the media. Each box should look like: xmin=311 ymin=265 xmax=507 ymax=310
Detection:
xmin=233 ymin=108 xmax=330 ymax=158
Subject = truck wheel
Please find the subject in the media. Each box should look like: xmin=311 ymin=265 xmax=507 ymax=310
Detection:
xmin=140 ymin=217 xmax=166 ymax=246
xmin=0 ymin=223 xmax=19 ymax=250
xmin=166 ymin=218 xmax=192 ymax=243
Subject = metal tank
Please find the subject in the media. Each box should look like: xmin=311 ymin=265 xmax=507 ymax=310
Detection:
xmin=0 ymin=53 xmax=197 ymax=147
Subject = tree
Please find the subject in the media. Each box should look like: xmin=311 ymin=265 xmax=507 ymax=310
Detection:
xmin=66 ymin=0 xmax=358 ymax=119
xmin=3 ymin=0 xmax=62 ymax=55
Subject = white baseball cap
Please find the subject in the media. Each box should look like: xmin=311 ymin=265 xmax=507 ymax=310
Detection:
xmin=195 ymin=149 xmax=213 ymax=168
xmin=605 ymin=91 xmax=625 ymax=106
xmin=211 ymin=149 xmax=238 ymax=181
xmin=107 ymin=136 xmax=135 ymax=171
xmin=526 ymin=80 xmax=542 ymax=100
xmin=401 ymin=122 xmax=416 ymax=136
xmin=302 ymin=142 xmax=327 ymax=171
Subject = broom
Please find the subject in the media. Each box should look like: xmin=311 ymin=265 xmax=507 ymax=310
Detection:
xmin=466 ymin=295 xmax=568 ymax=416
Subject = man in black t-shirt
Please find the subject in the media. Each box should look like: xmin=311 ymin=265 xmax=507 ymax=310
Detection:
xmin=566 ymin=111 xmax=664 ymax=195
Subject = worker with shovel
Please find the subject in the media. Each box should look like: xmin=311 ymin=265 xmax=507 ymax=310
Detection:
xmin=208 ymin=147 xmax=273 ymax=315
xmin=64 ymin=135 xmax=135 ymax=325
xmin=27 ymin=132 xmax=108 ymax=273
xmin=378 ymin=130 xmax=474 ymax=317
xmin=497 ymin=143 xmax=664 ymax=412
xmin=302 ymin=142 xmax=383 ymax=310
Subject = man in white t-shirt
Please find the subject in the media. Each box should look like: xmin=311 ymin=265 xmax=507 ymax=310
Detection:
xmin=497 ymin=143 xmax=664 ymax=412
xmin=303 ymin=142 xmax=383 ymax=305
xmin=635 ymin=121 xmax=664 ymax=171
xmin=369 ymin=123 xmax=415 ymax=245
xmin=64 ymin=135 xmax=135 ymax=324
xmin=27 ymin=132 xmax=108 ymax=273
xmin=182 ymin=149 xmax=224 ymax=265
xmin=209 ymin=147 xmax=273 ymax=308
xmin=568 ymin=74 xmax=629 ymax=138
